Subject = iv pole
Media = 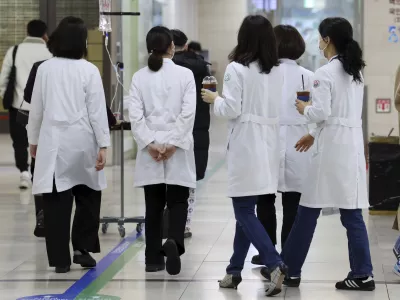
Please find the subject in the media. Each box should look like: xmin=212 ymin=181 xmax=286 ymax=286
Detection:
xmin=99 ymin=10 xmax=143 ymax=238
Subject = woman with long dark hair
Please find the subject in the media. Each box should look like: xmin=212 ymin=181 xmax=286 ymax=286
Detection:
xmin=202 ymin=15 xmax=286 ymax=296
xmin=283 ymin=17 xmax=375 ymax=291
xmin=27 ymin=17 xmax=110 ymax=273
xmin=250 ymin=25 xmax=314 ymax=279
xmin=128 ymin=26 xmax=196 ymax=276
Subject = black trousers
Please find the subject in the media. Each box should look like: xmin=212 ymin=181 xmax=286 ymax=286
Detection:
xmin=144 ymin=184 xmax=189 ymax=265
xmin=257 ymin=192 xmax=301 ymax=248
xmin=42 ymin=182 xmax=101 ymax=267
xmin=30 ymin=158 xmax=43 ymax=215
xmin=9 ymin=107 xmax=29 ymax=172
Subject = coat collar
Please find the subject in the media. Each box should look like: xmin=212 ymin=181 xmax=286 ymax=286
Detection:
xmin=22 ymin=37 xmax=47 ymax=45
xmin=329 ymin=55 xmax=339 ymax=63
xmin=163 ymin=58 xmax=174 ymax=64
xmin=280 ymin=58 xmax=298 ymax=65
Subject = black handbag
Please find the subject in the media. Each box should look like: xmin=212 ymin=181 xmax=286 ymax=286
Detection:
xmin=16 ymin=105 xmax=29 ymax=125
xmin=2 ymin=45 xmax=18 ymax=110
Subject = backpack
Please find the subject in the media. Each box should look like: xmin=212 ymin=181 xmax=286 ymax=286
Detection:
xmin=2 ymin=45 xmax=19 ymax=110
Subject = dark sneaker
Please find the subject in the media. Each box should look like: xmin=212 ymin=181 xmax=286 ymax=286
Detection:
xmin=55 ymin=266 xmax=70 ymax=273
xmin=265 ymin=265 xmax=288 ymax=297
xmin=34 ymin=210 xmax=45 ymax=238
xmin=163 ymin=239 xmax=181 ymax=275
xmin=184 ymin=228 xmax=192 ymax=239
xmin=394 ymin=248 xmax=400 ymax=260
xmin=218 ymin=274 xmax=242 ymax=289
xmin=335 ymin=277 xmax=375 ymax=291
xmin=394 ymin=260 xmax=400 ymax=278
xmin=283 ymin=276 xmax=301 ymax=287
xmin=260 ymin=267 xmax=271 ymax=281
xmin=251 ymin=254 xmax=263 ymax=265
xmin=146 ymin=263 xmax=165 ymax=272
xmin=73 ymin=250 xmax=96 ymax=268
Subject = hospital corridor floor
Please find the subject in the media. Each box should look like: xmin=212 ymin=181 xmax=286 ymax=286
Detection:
xmin=0 ymin=129 xmax=399 ymax=299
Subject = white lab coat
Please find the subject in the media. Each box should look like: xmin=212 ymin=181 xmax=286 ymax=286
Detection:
xmin=214 ymin=62 xmax=283 ymax=198
xmin=301 ymin=56 xmax=368 ymax=209
xmin=278 ymin=59 xmax=314 ymax=192
xmin=128 ymin=58 xmax=197 ymax=188
xmin=27 ymin=58 xmax=111 ymax=195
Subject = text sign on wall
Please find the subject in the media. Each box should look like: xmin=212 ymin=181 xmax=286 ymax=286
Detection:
xmin=376 ymin=99 xmax=391 ymax=113
xmin=388 ymin=0 xmax=400 ymax=42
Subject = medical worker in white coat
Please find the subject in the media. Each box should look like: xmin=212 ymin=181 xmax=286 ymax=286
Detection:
xmin=282 ymin=17 xmax=375 ymax=292
xmin=202 ymin=15 xmax=287 ymax=297
xmin=251 ymin=25 xmax=314 ymax=274
xmin=27 ymin=17 xmax=110 ymax=274
xmin=128 ymin=26 xmax=196 ymax=276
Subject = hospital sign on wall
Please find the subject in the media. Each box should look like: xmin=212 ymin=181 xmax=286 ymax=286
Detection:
xmin=376 ymin=99 xmax=391 ymax=113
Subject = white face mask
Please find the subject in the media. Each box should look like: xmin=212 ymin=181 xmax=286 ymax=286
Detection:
xmin=318 ymin=40 xmax=328 ymax=58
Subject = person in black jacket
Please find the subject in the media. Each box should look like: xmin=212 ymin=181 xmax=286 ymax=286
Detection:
xmin=24 ymin=60 xmax=117 ymax=238
xmin=171 ymin=30 xmax=211 ymax=238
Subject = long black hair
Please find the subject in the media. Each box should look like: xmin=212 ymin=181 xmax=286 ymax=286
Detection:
xmin=47 ymin=16 xmax=87 ymax=59
xmin=146 ymin=26 xmax=173 ymax=72
xmin=229 ymin=15 xmax=279 ymax=74
xmin=319 ymin=17 xmax=365 ymax=83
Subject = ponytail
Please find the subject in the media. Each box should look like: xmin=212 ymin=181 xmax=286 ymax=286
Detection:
xmin=338 ymin=39 xmax=365 ymax=84
xmin=148 ymin=52 xmax=163 ymax=72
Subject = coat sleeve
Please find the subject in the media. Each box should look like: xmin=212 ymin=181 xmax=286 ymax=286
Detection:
xmin=304 ymin=68 xmax=332 ymax=123
xmin=0 ymin=47 xmax=13 ymax=98
xmin=128 ymin=74 xmax=156 ymax=150
xmin=169 ymin=71 xmax=197 ymax=150
xmin=86 ymin=69 xmax=111 ymax=148
xmin=214 ymin=63 xmax=242 ymax=119
xmin=394 ymin=65 xmax=400 ymax=112
xmin=27 ymin=67 xmax=44 ymax=145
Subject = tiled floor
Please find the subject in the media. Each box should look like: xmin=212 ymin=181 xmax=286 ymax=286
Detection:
xmin=0 ymin=117 xmax=399 ymax=299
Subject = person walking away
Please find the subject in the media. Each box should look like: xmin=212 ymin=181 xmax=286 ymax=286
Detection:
xmin=251 ymin=25 xmax=314 ymax=280
xmin=0 ymin=20 xmax=52 ymax=189
xmin=27 ymin=17 xmax=110 ymax=273
xmin=171 ymin=29 xmax=211 ymax=238
xmin=24 ymin=58 xmax=117 ymax=238
xmin=128 ymin=26 xmax=196 ymax=276
xmin=202 ymin=15 xmax=286 ymax=297
xmin=282 ymin=17 xmax=375 ymax=291
xmin=188 ymin=41 xmax=203 ymax=55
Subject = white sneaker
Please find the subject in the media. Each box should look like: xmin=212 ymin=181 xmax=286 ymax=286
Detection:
xmin=19 ymin=171 xmax=31 ymax=189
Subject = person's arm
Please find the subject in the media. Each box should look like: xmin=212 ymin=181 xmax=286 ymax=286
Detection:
xmin=0 ymin=47 xmax=13 ymax=98
xmin=303 ymin=68 xmax=332 ymax=123
xmin=27 ymin=67 xmax=44 ymax=146
xmin=86 ymin=69 xmax=111 ymax=148
xmin=214 ymin=63 xmax=242 ymax=119
xmin=169 ymin=71 xmax=197 ymax=150
xmin=24 ymin=62 xmax=42 ymax=104
xmin=395 ymin=65 xmax=400 ymax=112
xmin=128 ymin=74 xmax=156 ymax=150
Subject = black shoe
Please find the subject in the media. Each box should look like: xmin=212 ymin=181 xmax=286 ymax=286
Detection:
xmin=184 ymin=230 xmax=192 ymax=239
xmin=55 ymin=266 xmax=70 ymax=273
xmin=335 ymin=277 xmax=375 ymax=291
xmin=260 ymin=267 xmax=271 ymax=281
xmin=218 ymin=274 xmax=242 ymax=289
xmin=34 ymin=210 xmax=45 ymax=238
xmin=163 ymin=239 xmax=181 ymax=275
xmin=73 ymin=250 xmax=96 ymax=268
xmin=145 ymin=263 xmax=166 ymax=272
xmin=251 ymin=254 xmax=263 ymax=265
xmin=283 ymin=276 xmax=301 ymax=287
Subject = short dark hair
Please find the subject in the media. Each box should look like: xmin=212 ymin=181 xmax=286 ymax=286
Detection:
xmin=171 ymin=29 xmax=188 ymax=47
xmin=27 ymin=20 xmax=47 ymax=38
xmin=229 ymin=15 xmax=279 ymax=74
xmin=188 ymin=41 xmax=202 ymax=52
xmin=47 ymin=17 xmax=87 ymax=59
xmin=274 ymin=25 xmax=305 ymax=60
xmin=146 ymin=26 xmax=173 ymax=72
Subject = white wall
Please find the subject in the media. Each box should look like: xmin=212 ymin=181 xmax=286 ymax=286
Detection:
xmin=364 ymin=0 xmax=399 ymax=136
xmin=198 ymin=0 xmax=248 ymax=88
xmin=162 ymin=0 xmax=199 ymax=40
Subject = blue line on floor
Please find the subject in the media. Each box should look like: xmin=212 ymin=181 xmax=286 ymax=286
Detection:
xmin=17 ymin=231 xmax=142 ymax=300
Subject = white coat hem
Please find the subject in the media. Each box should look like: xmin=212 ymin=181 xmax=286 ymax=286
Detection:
xmin=227 ymin=188 xmax=278 ymax=198
xmin=32 ymin=182 xmax=107 ymax=195
xmin=300 ymin=202 xmax=369 ymax=210
xmin=134 ymin=179 xmax=196 ymax=189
